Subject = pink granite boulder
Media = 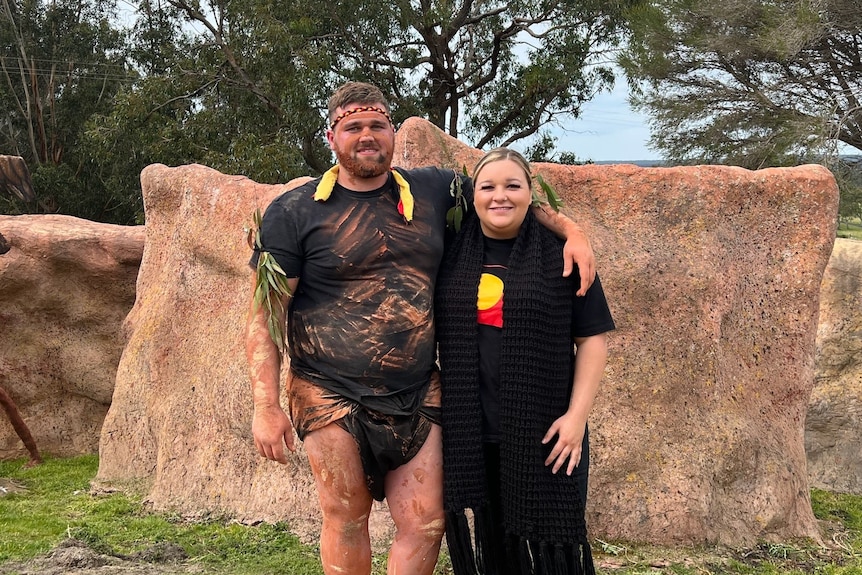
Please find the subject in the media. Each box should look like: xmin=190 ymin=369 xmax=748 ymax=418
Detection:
xmin=95 ymin=118 xmax=838 ymax=547
xmin=0 ymin=215 xmax=144 ymax=458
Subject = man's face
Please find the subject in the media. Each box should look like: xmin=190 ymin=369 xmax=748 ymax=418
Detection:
xmin=327 ymin=104 xmax=395 ymax=179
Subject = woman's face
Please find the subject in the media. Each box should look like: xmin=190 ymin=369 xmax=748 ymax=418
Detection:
xmin=472 ymin=158 xmax=532 ymax=239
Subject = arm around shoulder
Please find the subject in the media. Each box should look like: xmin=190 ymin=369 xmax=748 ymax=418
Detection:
xmin=531 ymin=204 xmax=596 ymax=294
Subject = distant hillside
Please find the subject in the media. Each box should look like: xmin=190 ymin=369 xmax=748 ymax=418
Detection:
xmin=592 ymin=159 xmax=667 ymax=167
xmin=592 ymin=155 xmax=861 ymax=168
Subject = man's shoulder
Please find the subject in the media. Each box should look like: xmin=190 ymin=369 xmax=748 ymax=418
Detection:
xmin=268 ymin=177 xmax=319 ymax=208
xmin=393 ymin=166 xmax=466 ymax=204
xmin=277 ymin=177 xmax=319 ymax=199
xmin=393 ymin=165 xmax=457 ymax=184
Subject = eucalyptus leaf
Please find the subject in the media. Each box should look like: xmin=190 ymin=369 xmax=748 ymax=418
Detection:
xmin=447 ymin=171 xmax=468 ymax=232
xmin=251 ymin=208 xmax=291 ymax=351
xmin=536 ymin=174 xmax=563 ymax=212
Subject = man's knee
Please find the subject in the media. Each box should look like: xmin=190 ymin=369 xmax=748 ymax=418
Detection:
xmin=317 ymin=488 xmax=371 ymax=526
xmin=394 ymin=506 xmax=445 ymax=541
xmin=420 ymin=514 xmax=446 ymax=540
xmin=322 ymin=507 xmax=371 ymax=537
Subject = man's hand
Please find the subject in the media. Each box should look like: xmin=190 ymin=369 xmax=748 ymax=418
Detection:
xmin=252 ymin=405 xmax=296 ymax=464
xmin=563 ymin=229 xmax=596 ymax=296
xmin=530 ymin=205 xmax=596 ymax=295
xmin=246 ymin=271 xmax=299 ymax=465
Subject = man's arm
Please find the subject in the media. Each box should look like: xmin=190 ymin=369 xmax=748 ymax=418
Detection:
xmin=245 ymin=273 xmax=299 ymax=464
xmin=531 ymin=204 xmax=596 ymax=296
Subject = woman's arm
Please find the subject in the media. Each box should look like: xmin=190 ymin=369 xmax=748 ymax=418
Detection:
xmin=542 ymin=333 xmax=608 ymax=475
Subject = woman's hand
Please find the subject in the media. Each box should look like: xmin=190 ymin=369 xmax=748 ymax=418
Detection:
xmin=542 ymin=411 xmax=587 ymax=475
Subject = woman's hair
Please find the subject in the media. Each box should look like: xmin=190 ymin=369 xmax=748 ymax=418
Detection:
xmin=327 ymin=82 xmax=391 ymax=122
xmin=472 ymin=147 xmax=533 ymax=188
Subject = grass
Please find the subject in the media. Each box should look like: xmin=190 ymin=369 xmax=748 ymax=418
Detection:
xmin=837 ymin=218 xmax=862 ymax=240
xmin=1 ymin=456 xmax=862 ymax=574
xmin=0 ymin=455 xmax=322 ymax=574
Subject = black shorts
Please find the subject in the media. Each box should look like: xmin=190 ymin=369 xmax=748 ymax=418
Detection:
xmin=287 ymin=370 xmax=441 ymax=501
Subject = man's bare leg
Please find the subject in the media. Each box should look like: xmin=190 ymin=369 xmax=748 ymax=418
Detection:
xmin=304 ymin=423 xmax=374 ymax=575
xmin=384 ymin=424 xmax=445 ymax=575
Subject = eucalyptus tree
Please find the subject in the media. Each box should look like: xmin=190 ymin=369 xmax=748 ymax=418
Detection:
xmin=0 ymin=0 xmax=136 ymax=221
xmin=620 ymin=0 xmax=862 ymax=168
xmin=145 ymin=0 xmax=638 ymax=169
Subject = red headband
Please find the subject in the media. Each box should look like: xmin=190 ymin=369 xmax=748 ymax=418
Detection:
xmin=329 ymin=106 xmax=392 ymax=130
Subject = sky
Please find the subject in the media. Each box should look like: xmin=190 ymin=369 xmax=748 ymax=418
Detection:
xmin=544 ymin=80 xmax=860 ymax=163
xmin=547 ymin=81 xmax=660 ymax=163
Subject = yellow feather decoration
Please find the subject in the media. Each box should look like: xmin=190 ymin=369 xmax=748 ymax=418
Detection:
xmin=313 ymin=165 xmax=340 ymax=201
xmin=312 ymin=164 xmax=414 ymax=223
xmin=391 ymin=169 xmax=414 ymax=222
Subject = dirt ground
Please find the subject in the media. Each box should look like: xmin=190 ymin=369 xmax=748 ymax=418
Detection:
xmin=1 ymin=530 xmax=853 ymax=575
xmin=1 ymin=476 xmax=204 ymax=575
xmin=1 ymin=476 xmax=853 ymax=575
xmin=0 ymin=539 xmax=204 ymax=575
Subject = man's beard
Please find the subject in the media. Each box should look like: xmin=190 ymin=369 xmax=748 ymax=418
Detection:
xmin=333 ymin=142 xmax=392 ymax=179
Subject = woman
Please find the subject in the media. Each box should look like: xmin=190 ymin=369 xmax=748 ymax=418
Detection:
xmin=436 ymin=148 xmax=615 ymax=575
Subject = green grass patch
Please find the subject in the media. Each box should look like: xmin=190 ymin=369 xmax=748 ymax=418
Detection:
xmin=1 ymin=457 xmax=861 ymax=574
xmin=582 ymin=489 xmax=862 ymax=575
xmin=0 ymin=455 xmax=321 ymax=574
xmin=837 ymin=219 xmax=862 ymax=240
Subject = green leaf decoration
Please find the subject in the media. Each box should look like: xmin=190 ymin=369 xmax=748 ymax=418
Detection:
xmin=446 ymin=206 xmax=457 ymax=229
xmin=251 ymin=207 xmax=291 ymax=351
xmin=534 ymin=173 xmax=564 ymax=212
xmin=447 ymin=168 xmax=469 ymax=232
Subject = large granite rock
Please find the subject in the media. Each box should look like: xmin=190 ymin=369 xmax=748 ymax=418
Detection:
xmin=96 ymin=118 xmax=838 ymax=547
xmin=0 ymin=215 xmax=144 ymax=458
xmin=806 ymin=238 xmax=862 ymax=494
xmin=396 ymin=118 xmax=836 ymax=545
xmin=93 ymin=168 xmax=337 ymax=543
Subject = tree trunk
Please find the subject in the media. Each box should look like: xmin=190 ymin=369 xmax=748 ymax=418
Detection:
xmin=0 ymin=384 xmax=42 ymax=466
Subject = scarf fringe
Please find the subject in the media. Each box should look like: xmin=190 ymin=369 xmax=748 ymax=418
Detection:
xmin=499 ymin=534 xmax=595 ymax=575
xmin=518 ymin=537 xmax=533 ymax=574
xmin=446 ymin=510 xmax=596 ymax=575
xmin=473 ymin=505 xmax=499 ymax=575
xmin=445 ymin=510 xmax=478 ymax=575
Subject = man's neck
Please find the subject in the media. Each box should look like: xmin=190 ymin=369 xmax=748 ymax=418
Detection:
xmin=337 ymin=169 xmax=390 ymax=192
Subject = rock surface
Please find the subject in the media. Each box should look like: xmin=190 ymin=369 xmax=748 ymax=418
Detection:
xmin=395 ymin=118 xmax=837 ymax=545
xmin=95 ymin=118 xmax=838 ymax=547
xmin=93 ymin=167 xmax=339 ymax=543
xmin=0 ymin=215 xmax=144 ymax=458
xmin=806 ymin=238 xmax=862 ymax=494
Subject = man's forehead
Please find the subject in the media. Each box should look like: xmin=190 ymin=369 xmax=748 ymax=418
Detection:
xmin=330 ymin=104 xmax=392 ymax=130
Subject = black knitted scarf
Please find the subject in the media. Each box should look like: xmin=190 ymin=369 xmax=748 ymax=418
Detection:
xmin=436 ymin=211 xmax=595 ymax=575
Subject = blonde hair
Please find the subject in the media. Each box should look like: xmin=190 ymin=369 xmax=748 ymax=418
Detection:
xmin=472 ymin=147 xmax=532 ymax=188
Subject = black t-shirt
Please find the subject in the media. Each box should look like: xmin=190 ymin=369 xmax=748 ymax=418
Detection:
xmin=250 ymin=167 xmax=468 ymax=415
xmin=476 ymin=236 xmax=514 ymax=441
xmin=476 ymin=235 xmax=615 ymax=441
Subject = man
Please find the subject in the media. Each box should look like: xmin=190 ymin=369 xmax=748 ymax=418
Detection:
xmin=246 ymin=81 xmax=595 ymax=575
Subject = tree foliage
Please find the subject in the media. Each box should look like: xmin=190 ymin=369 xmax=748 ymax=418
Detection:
xmin=620 ymin=0 xmax=862 ymax=169
xmin=153 ymin=0 xmax=637 ymax=172
xmin=0 ymin=0 xmax=141 ymax=222
xmin=833 ymin=158 xmax=862 ymax=223
xmin=2 ymin=0 xmax=637 ymax=224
